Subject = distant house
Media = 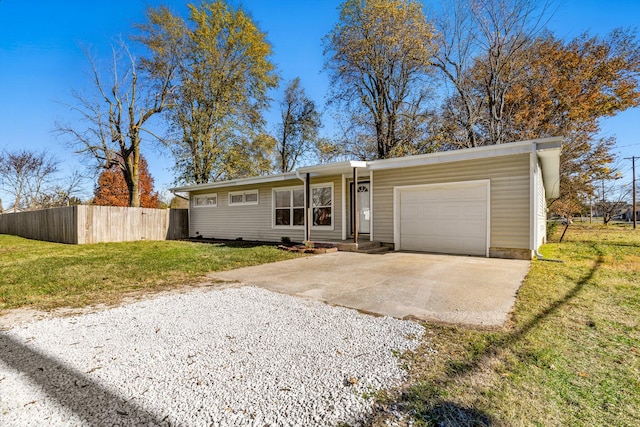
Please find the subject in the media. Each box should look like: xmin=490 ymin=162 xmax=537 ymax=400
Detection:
xmin=622 ymin=206 xmax=640 ymax=221
xmin=172 ymin=137 xmax=561 ymax=260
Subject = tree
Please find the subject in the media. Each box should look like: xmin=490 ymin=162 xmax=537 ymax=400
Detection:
xmin=93 ymin=156 xmax=159 ymax=208
xmin=502 ymin=30 xmax=640 ymax=212
xmin=274 ymin=78 xmax=321 ymax=172
xmin=39 ymin=170 xmax=86 ymax=208
xmin=136 ymin=1 xmax=279 ymax=184
xmin=433 ymin=1 xmax=640 ymax=211
xmin=57 ymin=41 xmax=175 ymax=207
xmin=594 ymin=177 xmax=629 ymax=224
xmin=323 ymin=0 xmax=438 ymax=159
xmin=0 ymin=149 xmax=59 ymax=211
xmin=433 ymin=0 xmax=551 ymax=147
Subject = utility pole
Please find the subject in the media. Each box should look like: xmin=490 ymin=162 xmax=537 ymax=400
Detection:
xmin=625 ymin=156 xmax=638 ymax=229
xmin=602 ymin=179 xmax=605 ymax=221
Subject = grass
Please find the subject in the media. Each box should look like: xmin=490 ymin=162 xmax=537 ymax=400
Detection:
xmin=0 ymin=235 xmax=302 ymax=311
xmin=2 ymin=225 xmax=638 ymax=425
xmin=371 ymin=222 xmax=640 ymax=426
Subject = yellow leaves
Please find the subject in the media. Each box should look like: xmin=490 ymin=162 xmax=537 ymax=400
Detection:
xmin=140 ymin=1 xmax=278 ymax=184
xmin=328 ymin=0 xmax=436 ymax=74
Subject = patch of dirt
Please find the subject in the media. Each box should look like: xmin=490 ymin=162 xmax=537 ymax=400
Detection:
xmin=0 ymin=306 xmax=102 ymax=331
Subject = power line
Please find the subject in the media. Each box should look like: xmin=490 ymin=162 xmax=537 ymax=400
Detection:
xmin=625 ymin=156 xmax=638 ymax=229
xmin=615 ymin=144 xmax=640 ymax=150
xmin=615 ymin=143 xmax=640 ymax=150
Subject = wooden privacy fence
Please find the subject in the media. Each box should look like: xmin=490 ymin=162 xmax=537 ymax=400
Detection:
xmin=0 ymin=206 xmax=188 ymax=244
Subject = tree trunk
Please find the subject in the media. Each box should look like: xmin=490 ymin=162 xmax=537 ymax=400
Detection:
xmin=129 ymin=152 xmax=141 ymax=208
xmin=123 ymin=150 xmax=141 ymax=208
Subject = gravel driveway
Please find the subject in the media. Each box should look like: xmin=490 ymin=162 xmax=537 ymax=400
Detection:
xmin=0 ymin=286 xmax=423 ymax=426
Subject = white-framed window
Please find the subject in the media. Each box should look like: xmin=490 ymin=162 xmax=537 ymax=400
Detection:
xmin=312 ymin=184 xmax=333 ymax=227
xmin=228 ymin=189 xmax=259 ymax=206
xmin=193 ymin=193 xmax=217 ymax=207
xmin=272 ymin=183 xmax=333 ymax=229
xmin=273 ymin=187 xmax=305 ymax=227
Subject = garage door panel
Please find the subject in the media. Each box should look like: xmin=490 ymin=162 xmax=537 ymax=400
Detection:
xmin=397 ymin=182 xmax=488 ymax=256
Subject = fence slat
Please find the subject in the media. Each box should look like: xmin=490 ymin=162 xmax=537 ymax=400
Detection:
xmin=0 ymin=207 xmax=188 ymax=244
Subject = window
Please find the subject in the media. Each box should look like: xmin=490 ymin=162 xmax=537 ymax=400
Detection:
xmin=274 ymin=188 xmax=304 ymax=227
xmin=228 ymin=190 xmax=259 ymax=206
xmin=312 ymin=185 xmax=332 ymax=226
xmin=193 ymin=194 xmax=217 ymax=207
xmin=273 ymin=183 xmax=333 ymax=228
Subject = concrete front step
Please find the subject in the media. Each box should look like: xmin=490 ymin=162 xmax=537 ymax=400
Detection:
xmin=357 ymin=245 xmax=391 ymax=254
xmin=304 ymin=240 xmax=387 ymax=253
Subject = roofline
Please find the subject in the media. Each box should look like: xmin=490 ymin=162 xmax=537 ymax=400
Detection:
xmin=367 ymin=137 xmax=562 ymax=171
xmin=171 ymin=137 xmax=562 ymax=194
xmin=170 ymin=171 xmax=299 ymax=193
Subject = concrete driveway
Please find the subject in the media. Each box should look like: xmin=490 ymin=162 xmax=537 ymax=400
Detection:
xmin=210 ymin=252 xmax=530 ymax=326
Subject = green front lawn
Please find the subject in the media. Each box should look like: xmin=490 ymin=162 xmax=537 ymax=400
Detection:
xmin=373 ymin=223 xmax=640 ymax=426
xmin=0 ymin=235 xmax=302 ymax=311
xmin=2 ymin=223 xmax=638 ymax=426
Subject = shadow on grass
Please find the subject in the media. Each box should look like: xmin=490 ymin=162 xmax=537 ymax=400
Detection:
xmin=370 ymin=247 xmax=605 ymax=427
xmin=0 ymin=333 xmax=166 ymax=426
xmin=403 ymin=381 xmax=494 ymax=426
xmin=187 ymin=237 xmax=290 ymax=249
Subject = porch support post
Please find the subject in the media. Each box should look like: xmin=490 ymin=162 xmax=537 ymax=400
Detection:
xmin=353 ymin=167 xmax=358 ymax=245
xmin=305 ymin=172 xmax=311 ymax=242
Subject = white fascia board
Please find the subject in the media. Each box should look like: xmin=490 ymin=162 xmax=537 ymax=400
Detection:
xmin=349 ymin=160 xmax=368 ymax=168
xmin=297 ymin=160 xmax=368 ymax=176
xmin=367 ymin=140 xmax=536 ymax=171
xmin=170 ymin=172 xmax=299 ymax=193
xmin=535 ymin=137 xmax=563 ymax=152
xmin=172 ymin=137 xmax=563 ymax=196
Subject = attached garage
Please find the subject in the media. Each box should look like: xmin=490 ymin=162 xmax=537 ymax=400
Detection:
xmin=394 ymin=181 xmax=490 ymax=256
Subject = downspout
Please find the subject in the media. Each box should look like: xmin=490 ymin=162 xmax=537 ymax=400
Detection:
xmin=535 ymin=248 xmax=564 ymax=263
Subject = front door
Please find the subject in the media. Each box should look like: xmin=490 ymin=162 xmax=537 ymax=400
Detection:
xmin=351 ymin=182 xmax=370 ymax=234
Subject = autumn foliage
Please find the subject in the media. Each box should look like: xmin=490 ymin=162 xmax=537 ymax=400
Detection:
xmin=93 ymin=157 xmax=160 ymax=208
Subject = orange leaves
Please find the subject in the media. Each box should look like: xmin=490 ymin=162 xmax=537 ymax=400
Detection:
xmin=93 ymin=156 xmax=160 ymax=208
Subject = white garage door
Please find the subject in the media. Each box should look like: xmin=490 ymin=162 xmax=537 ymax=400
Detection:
xmin=396 ymin=181 xmax=489 ymax=256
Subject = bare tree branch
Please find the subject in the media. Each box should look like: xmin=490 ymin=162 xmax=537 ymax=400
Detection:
xmin=56 ymin=40 xmax=176 ymax=206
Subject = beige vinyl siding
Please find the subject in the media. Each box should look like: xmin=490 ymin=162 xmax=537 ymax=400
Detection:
xmin=373 ymin=153 xmax=531 ymax=250
xmin=189 ymin=175 xmax=343 ymax=242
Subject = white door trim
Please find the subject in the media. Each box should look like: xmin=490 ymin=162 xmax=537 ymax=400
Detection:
xmin=341 ymin=174 xmax=347 ymax=240
xmin=354 ymin=181 xmax=371 ymax=234
xmin=369 ymin=170 xmax=374 ymax=241
xmin=393 ymin=180 xmax=491 ymax=257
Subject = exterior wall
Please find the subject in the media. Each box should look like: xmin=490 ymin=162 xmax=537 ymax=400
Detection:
xmin=535 ymin=160 xmax=547 ymax=248
xmin=188 ymin=175 xmax=344 ymax=243
xmin=372 ymin=153 xmax=532 ymax=254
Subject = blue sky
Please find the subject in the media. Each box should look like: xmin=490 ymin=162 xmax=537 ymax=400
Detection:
xmin=1 ymin=0 xmax=639 ymax=206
